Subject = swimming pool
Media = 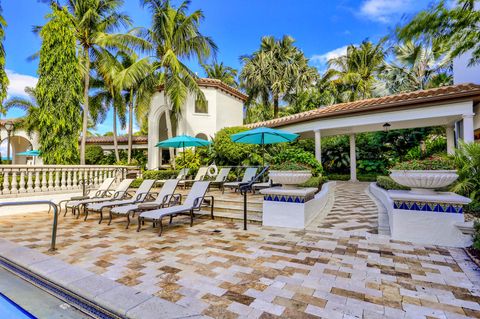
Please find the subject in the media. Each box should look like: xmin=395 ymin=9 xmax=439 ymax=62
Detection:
xmin=0 ymin=293 xmax=36 ymax=319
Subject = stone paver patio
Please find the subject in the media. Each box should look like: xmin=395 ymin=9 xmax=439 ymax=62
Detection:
xmin=0 ymin=183 xmax=480 ymax=318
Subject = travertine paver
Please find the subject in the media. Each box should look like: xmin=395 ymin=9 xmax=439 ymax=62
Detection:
xmin=0 ymin=183 xmax=479 ymax=319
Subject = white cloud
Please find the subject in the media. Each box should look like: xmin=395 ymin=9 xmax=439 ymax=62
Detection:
xmin=311 ymin=45 xmax=354 ymax=72
xmin=6 ymin=69 xmax=38 ymax=98
xmin=359 ymin=0 xmax=416 ymax=23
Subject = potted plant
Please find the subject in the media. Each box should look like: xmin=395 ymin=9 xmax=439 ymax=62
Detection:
xmin=269 ymin=162 xmax=312 ymax=189
xmin=389 ymin=156 xmax=457 ymax=194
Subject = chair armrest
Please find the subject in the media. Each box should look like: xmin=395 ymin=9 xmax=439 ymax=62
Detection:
xmin=113 ymin=191 xmax=128 ymax=199
xmin=169 ymin=193 xmax=182 ymax=206
xmin=192 ymin=196 xmax=206 ymax=210
xmin=134 ymin=192 xmax=150 ymax=202
xmin=70 ymin=195 xmax=90 ymax=201
xmin=137 ymin=202 xmax=161 ymax=210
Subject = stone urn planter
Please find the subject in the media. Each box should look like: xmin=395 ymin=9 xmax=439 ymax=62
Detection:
xmin=389 ymin=170 xmax=458 ymax=195
xmin=269 ymin=170 xmax=312 ymax=189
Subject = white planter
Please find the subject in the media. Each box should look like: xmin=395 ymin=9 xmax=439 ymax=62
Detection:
xmin=269 ymin=170 xmax=312 ymax=189
xmin=389 ymin=170 xmax=458 ymax=195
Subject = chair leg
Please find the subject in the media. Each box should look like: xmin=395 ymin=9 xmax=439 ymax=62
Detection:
xmin=137 ymin=217 xmax=142 ymax=232
xmin=158 ymin=218 xmax=163 ymax=236
xmin=84 ymin=207 xmax=89 ymax=221
xmin=169 ymin=215 xmax=173 ymax=224
xmin=190 ymin=210 xmax=194 ymax=227
xmin=99 ymin=210 xmax=103 ymax=224
xmin=108 ymin=211 xmax=113 ymax=225
xmin=125 ymin=213 xmax=130 ymax=229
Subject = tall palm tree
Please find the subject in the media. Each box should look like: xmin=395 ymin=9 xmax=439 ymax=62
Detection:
xmin=328 ymin=40 xmax=385 ymax=102
xmin=114 ymin=52 xmax=156 ymax=163
xmin=240 ymin=35 xmax=318 ymax=118
xmin=202 ymin=62 xmax=238 ymax=87
xmin=0 ymin=3 xmax=8 ymax=107
xmin=62 ymin=0 xmax=150 ymax=164
xmin=381 ymin=41 xmax=452 ymax=94
xmin=143 ymin=0 xmax=217 ymax=163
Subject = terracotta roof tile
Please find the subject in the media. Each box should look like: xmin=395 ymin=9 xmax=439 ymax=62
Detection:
xmin=85 ymin=135 xmax=148 ymax=145
xmin=247 ymin=83 xmax=480 ymax=128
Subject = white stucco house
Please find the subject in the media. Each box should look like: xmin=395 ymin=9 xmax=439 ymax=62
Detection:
xmin=147 ymin=78 xmax=247 ymax=169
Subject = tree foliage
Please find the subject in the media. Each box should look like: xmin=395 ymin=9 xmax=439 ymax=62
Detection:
xmin=33 ymin=6 xmax=82 ymax=164
xmin=397 ymin=0 xmax=480 ymax=66
xmin=202 ymin=62 xmax=238 ymax=87
xmin=0 ymin=3 xmax=7 ymax=107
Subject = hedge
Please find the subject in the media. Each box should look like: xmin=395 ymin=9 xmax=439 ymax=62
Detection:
xmin=299 ymin=176 xmax=328 ymax=189
xmin=142 ymin=170 xmax=178 ymax=180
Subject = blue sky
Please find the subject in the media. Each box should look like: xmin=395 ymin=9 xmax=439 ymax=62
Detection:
xmin=3 ymin=0 xmax=432 ymax=134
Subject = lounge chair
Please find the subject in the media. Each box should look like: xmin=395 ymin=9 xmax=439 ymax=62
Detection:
xmin=208 ymin=167 xmax=231 ymax=192
xmin=60 ymin=177 xmax=115 ymax=216
xmin=108 ymin=179 xmax=179 ymax=228
xmin=223 ymin=167 xmax=258 ymax=193
xmin=66 ymin=179 xmax=134 ymax=219
xmin=178 ymin=166 xmax=208 ymax=189
xmin=86 ymin=179 xmax=156 ymax=223
xmin=158 ymin=168 xmax=190 ymax=183
xmin=137 ymin=181 xmax=214 ymax=236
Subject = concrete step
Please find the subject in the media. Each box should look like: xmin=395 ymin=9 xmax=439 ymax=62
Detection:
xmin=213 ymin=203 xmax=262 ymax=214
xmin=197 ymin=210 xmax=262 ymax=224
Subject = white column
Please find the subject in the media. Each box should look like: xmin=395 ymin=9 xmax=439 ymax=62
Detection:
xmin=349 ymin=134 xmax=357 ymax=182
xmin=462 ymin=114 xmax=475 ymax=143
xmin=446 ymin=125 xmax=455 ymax=155
xmin=314 ymin=129 xmax=322 ymax=163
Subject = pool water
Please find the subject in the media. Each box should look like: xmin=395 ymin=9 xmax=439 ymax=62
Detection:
xmin=0 ymin=293 xmax=36 ymax=319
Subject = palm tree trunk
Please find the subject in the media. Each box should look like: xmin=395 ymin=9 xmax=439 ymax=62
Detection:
xmin=273 ymin=95 xmax=279 ymax=118
xmin=127 ymin=90 xmax=133 ymax=164
xmin=164 ymin=108 xmax=175 ymax=168
xmin=80 ymin=49 xmax=90 ymax=165
xmin=112 ymin=105 xmax=120 ymax=162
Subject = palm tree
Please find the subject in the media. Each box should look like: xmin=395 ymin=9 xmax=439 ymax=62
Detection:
xmin=381 ymin=41 xmax=452 ymax=94
xmin=143 ymin=0 xmax=217 ymax=163
xmin=240 ymin=35 xmax=318 ymax=118
xmin=114 ymin=53 xmax=156 ymax=163
xmin=202 ymin=62 xmax=238 ymax=87
xmin=62 ymin=0 xmax=150 ymax=164
xmin=328 ymin=40 xmax=385 ymax=102
xmin=0 ymin=3 xmax=8 ymax=107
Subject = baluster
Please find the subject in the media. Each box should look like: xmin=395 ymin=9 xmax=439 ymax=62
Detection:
xmin=89 ymin=169 xmax=94 ymax=186
xmin=41 ymin=169 xmax=48 ymax=191
xmin=10 ymin=170 xmax=18 ymax=194
xmin=61 ymin=169 xmax=67 ymax=190
xmin=27 ymin=169 xmax=34 ymax=193
xmin=48 ymin=169 xmax=54 ymax=191
xmin=66 ymin=169 xmax=72 ymax=189
xmin=94 ymin=169 xmax=99 ymax=186
xmin=34 ymin=169 xmax=41 ymax=192
xmin=19 ymin=170 xmax=26 ymax=193
xmin=3 ymin=169 xmax=10 ymax=195
xmin=77 ymin=170 xmax=82 ymax=190
xmin=54 ymin=169 xmax=60 ymax=191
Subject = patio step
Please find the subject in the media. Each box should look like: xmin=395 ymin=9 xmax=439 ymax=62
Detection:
xmin=197 ymin=209 xmax=262 ymax=224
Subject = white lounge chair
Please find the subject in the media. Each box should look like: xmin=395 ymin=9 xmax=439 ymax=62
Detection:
xmin=86 ymin=179 xmax=156 ymax=224
xmin=208 ymin=167 xmax=231 ymax=192
xmin=137 ymin=181 xmax=214 ymax=236
xmin=158 ymin=168 xmax=190 ymax=183
xmin=60 ymin=177 xmax=115 ymax=216
xmin=223 ymin=167 xmax=258 ymax=193
xmin=178 ymin=166 xmax=208 ymax=189
xmin=67 ymin=179 xmax=134 ymax=220
xmin=108 ymin=179 xmax=179 ymax=228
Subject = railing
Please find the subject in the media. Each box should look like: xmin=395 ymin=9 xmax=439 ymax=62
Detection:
xmin=0 ymin=165 xmax=136 ymax=196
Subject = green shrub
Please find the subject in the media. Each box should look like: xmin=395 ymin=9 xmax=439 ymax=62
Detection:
xmin=130 ymin=178 xmax=144 ymax=188
xmin=174 ymin=149 xmax=202 ymax=173
xmin=270 ymin=162 xmax=311 ymax=171
xmin=299 ymin=176 xmax=327 ymax=189
xmin=326 ymin=173 xmax=350 ymax=181
xmin=325 ymin=173 xmax=379 ymax=182
xmin=465 ymin=201 xmax=480 ymax=217
xmin=450 ymin=142 xmax=480 ymax=204
xmin=357 ymin=174 xmax=379 ymax=182
xmin=391 ymin=156 xmax=455 ymax=170
xmin=376 ymin=176 xmax=410 ymax=190
xmin=143 ymin=170 xmax=178 ymax=180
xmin=271 ymin=147 xmax=323 ymax=176
xmin=473 ymin=221 xmax=480 ymax=250
xmin=211 ymin=127 xmax=257 ymax=165
xmin=85 ymin=145 xmax=104 ymax=165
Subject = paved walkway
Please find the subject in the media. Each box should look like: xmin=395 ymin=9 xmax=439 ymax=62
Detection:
xmin=315 ymin=182 xmax=379 ymax=234
xmin=0 ymin=184 xmax=479 ymax=318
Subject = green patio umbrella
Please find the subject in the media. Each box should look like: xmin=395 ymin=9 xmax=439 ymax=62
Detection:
xmin=230 ymin=127 xmax=299 ymax=166
xmin=155 ymin=135 xmax=212 ymax=165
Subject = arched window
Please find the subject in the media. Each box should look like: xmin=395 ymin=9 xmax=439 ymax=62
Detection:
xmin=195 ymin=133 xmax=208 ymax=141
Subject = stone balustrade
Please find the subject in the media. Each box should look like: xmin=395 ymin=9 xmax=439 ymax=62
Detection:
xmin=0 ymin=165 xmax=136 ymax=197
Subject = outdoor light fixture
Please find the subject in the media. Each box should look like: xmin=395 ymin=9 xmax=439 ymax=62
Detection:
xmin=383 ymin=123 xmax=391 ymax=132
xmin=4 ymin=121 xmax=14 ymax=164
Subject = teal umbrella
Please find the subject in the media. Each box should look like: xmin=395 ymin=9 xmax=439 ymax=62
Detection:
xmin=155 ymin=135 xmax=211 ymax=165
xmin=16 ymin=150 xmax=41 ymax=156
xmin=230 ymin=127 xmax=299 ymax=166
